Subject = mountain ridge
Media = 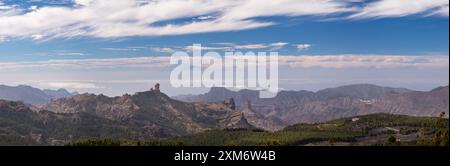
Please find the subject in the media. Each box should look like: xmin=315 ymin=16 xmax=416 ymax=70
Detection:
xmin=174 ymin=84 xmax=448 ymax=129
xmin=0 ymin=84 xmax=78 ymax=105
xmin=0 ymin=86 xmax=255 ymax=145
xmin=1 ymin=84 xmax=448 ymax=145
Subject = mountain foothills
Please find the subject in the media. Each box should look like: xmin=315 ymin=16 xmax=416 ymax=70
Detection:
xmin=69 ymin=113 xmax=449 ymax=146
xmin=0 ymin=85 xmax=78 ymax=105
xmin=0 ymin=84 xmax=448 ymax=145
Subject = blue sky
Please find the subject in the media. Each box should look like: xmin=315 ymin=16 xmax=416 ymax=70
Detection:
xmin=0 ymin=16 xmax=448 ymax=61
xmin=0 ymin=0 xmax=449 ymax=96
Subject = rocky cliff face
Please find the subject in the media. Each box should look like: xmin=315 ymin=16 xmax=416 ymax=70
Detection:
xmin=1 ymin=86 xmax=255 ymax=145
xmin=370 ymin=86 xmax=449 ymax=117
xmin=43 ymin=93 xmax=138 ymax=120
xmin=276 ymin=86 xmax=449 ymax=124
xmin=239 ymin=101 xmax=286 ymax=131
xmin=174 ymin=84 xmax=448 ymax=128
xmin=41 ymin=88 xmax=254 ymax=137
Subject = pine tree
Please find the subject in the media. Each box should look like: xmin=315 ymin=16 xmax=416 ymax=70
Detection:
xmin=416 ymin=122 xmax=430 ymax=146
xmin=429 ymin=112 xmax=449 ymax=146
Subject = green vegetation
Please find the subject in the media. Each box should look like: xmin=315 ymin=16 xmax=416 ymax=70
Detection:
xmin=417 ymin=112 xmax=449 ymax=146
xmin=67 ymin=113 xmax=449 ymax=146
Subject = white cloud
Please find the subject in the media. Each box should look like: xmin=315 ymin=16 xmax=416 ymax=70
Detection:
xmin=207 ymin=42 xmax=290 ymax=51
xmin=1 ymin=0 xmax=447 ymax=40
xmin=197 ymin=15 xmax=214 ymax=20
xmin=0 ymin=56 xmax=172 ymax=70
xmin=221 ymin=0 xmax=354 ymax=20
xmin=269 ymin=42 xmax=289 ymax=51
xmin=0 ymin=36 xmax=6 ymax=43
xmin=151 ymin=47 xmax=176 ymax=53
xmin=430 ymin=5 xmax=449 ymax=17
xmin=74 ymin=0 xmax=95 ymax=6
xmin=29 ymin=5 xmax=38 ymax=11
xmin=55 ymin=52 xmax=85 ymax=56
xmin=0 ymin=1 xmax=21 ymax=17
xmin=349 ymin=0 xmax=449 ymax=19
xmin=101 ymin=47 xmax=140 ymax=51
xmin=270 ymin=42 xmax=289 ymax=47
xmin=183 ymin=45 xmax=232 ymax=51
xmin=41 ymin=81 xmax=100 ymax=89
xmin=31 ymin=34 xmax=45 ymax=40
xmin=233 ymin=44 xmax=268 ymax=49
xmin=296 ymin=44 xmax=312 ymax=51
xmin=1 ymin=55 xmax=448 ymax=71
xmin=0 ymin=0 xmax=353 ymax=40
xmin=0 ymin=1 xmax=12 ymax=10
xmin=281 ymin=55 xmax=449 ymax=69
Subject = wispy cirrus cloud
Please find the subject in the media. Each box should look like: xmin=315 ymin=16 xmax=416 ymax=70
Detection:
xmin=282 ymin=55 xmax=449 ymax=69
xmin=40 ymin=81 xmax=101 ymax=89
xmin=0 ymin=56 xmax=172 ymax=70
xmin=219 ymin=42 xmax=289 ymax=50
xmin=55 ymin=52 xmax=85 ymax=56
xmin=183 ymin=42 xmax=290 ymax=52
xmin=0 ymin=1 xmax=21 ymax=16
xmin=269 ymin=42 xmax=289 ymax=50
xmin=1 ymin=55 xmax=448 ymax=70
xmin=101 ymin=47 xmax=141 ymax=51
xmin=182 ymin=45 xmax=233 ymax=52
xmin=2 ymin=0 xmax=446 ymax=41
xmin=151 ymin=47 xmax=176 ymax=53
xmin=349 ymin=0 xmax=449 ymax=19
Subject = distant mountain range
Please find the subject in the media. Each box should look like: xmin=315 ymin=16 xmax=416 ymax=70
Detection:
xmin=175 ymin=84 xmax=449 ymax=130
xmin=0 ymin=85 xmax=78 ymax=105
xmin=0 ymin=83 xmax=448 ymax=145
xmin=174 ymin=84 xmax=413 ymax=107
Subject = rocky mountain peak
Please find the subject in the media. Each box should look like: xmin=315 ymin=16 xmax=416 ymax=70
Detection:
xmin=150 ymin=83 xmax=161 ymax=92
xmin=39 ymin=86 xmax=254 ymax=137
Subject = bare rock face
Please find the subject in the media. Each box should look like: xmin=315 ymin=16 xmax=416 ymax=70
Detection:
xmin=41 ymin=88 xmax=255 ymax=137
xmin=1 ymin=86 xmax=256 ymax=145
xmin=222 ymin=112 xmax=253 ymax=129
xmin=239 ymin=100 xmax=286 ymax=131
xmin=43 ymin=93 xmax=139 ymax=120
xmin=174 ymin=84 xmax=449 ymax=128
xmin=222 ymin=98 xmax=236 ymax=110
xmin=372 ymin=86 xmax=449 ymax=117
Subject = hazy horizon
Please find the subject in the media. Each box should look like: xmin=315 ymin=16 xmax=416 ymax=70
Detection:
xmin=1 ymin=82 xmax=448 ymax=98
